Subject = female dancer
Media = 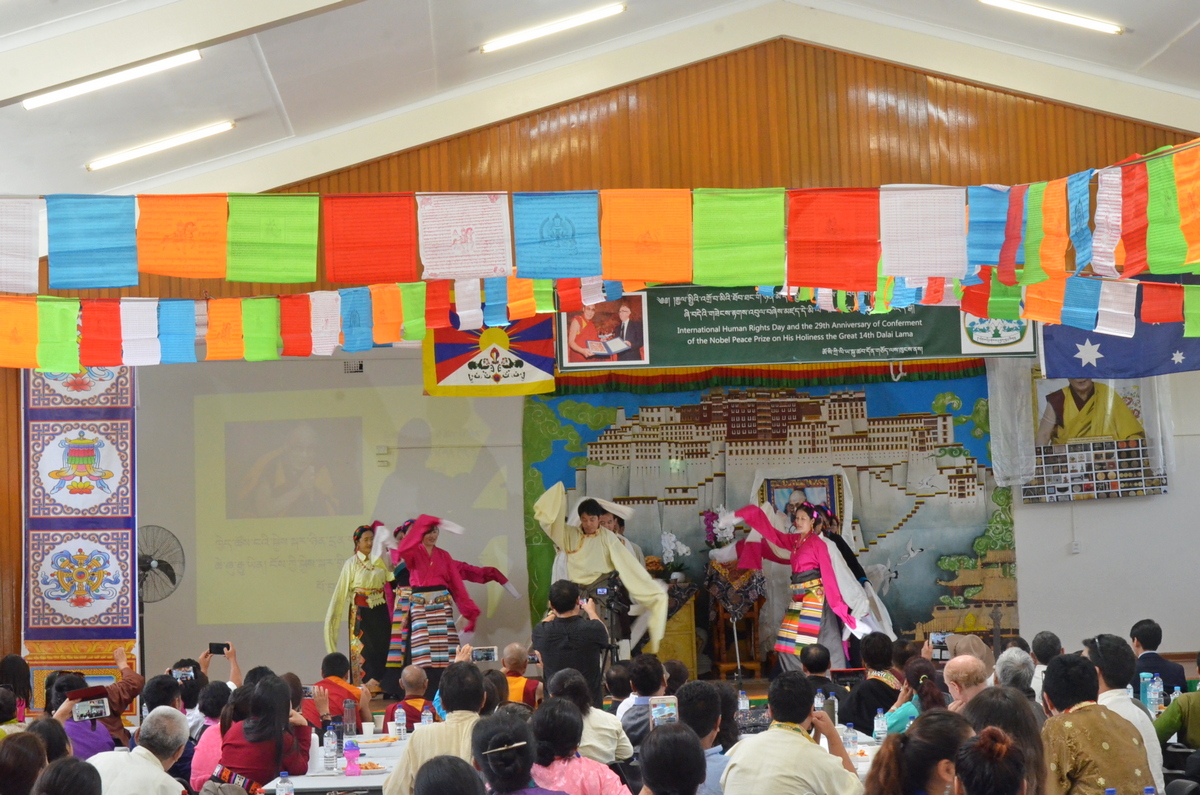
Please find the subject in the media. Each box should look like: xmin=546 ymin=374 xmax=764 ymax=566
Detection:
xmin=324 ymin=524 xmax=393 ymax=688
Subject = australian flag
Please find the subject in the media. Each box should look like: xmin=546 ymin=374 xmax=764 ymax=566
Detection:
xmin=1043 ymin=318 xmax=1200 ymax=378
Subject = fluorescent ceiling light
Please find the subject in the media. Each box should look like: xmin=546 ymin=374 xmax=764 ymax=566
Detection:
xmin=481 ymin=3 xmax=626 ymax=53
xmin=86 ymin=121 xmax=234 ymax=171
xmin=979 ymin=0 xmax=1122 ymax=34
xmin=23 ymin=50 xmax=202 ymax=110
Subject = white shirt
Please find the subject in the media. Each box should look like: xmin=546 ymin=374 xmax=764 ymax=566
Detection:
xmin=383 ymin=710 xmax=479 ymax=795
xmin=185 ymin=706 xmax=205 ymax=741
xmin=579 ymin=707 xmax=634 ymax=764
xmin=1031 ymin=664 xmax=1047 ymax=701
xmin=1097 ymin=689 xmax=1165 ymax=794
xmin=616 ymin=695 xmax=647 ymax=722
xmin=722 ymin=725 xmax=863 ymax=795
xmin=89 ymin=746 xmax=183 ymax=795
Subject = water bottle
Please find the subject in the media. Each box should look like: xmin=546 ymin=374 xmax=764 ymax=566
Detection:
xmin=344 ymin=739 xmax=360 ymax=777
xmin=277 ymin=773 xmax=295 ymax=795
xmin=323 ymin=726 xmax=337 ymax=771
xmin=333 ymin=717 xmax=345 ymax=757
xmin=1140 ymin=672 xmax=1153 ymax=704
xmin=1127 ymin=685 xmax=1134 ymax=699
xmin=907 ymin=716 xmax=916 ymax=731
xmin=813 ymin=690 xmax=825 ymax=711
xmin=1173 ymin=687 xmax=1183 ymax=706
xmin=1151 ymin=676 xmax=1164 ymax=713
xmin=738 ymin=690 xmax=750 ymax=712
xmin=421 ymin=705 xmax=434 ymax=726
xmin=343 ymin=699 xmax=359 ymax=736
xmin=843 ymin=723 xmax=858 ymax=754
xmin=873 ymin=709 xmax=888 ymax=745
xmin=1146 ymin=787 xmax=1159 ymax=795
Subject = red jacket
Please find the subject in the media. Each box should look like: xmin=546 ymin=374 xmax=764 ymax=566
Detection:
xmin=219 ymin=720 xmax=311 ymax=787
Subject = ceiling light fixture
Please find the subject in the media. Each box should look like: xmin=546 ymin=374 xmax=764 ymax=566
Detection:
xmin=86 ymin=121 xmax=234 ymax=171
xmin=978 ymin=0 xmax=1122 ymax=34
xmin=480 ymin=3 xmax=626 ymax=53
xmin=23 ymin=50 xmax=203 ymax=110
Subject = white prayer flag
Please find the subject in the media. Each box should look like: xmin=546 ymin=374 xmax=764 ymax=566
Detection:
xmin=0 ymin=199 xmax=42 ymax=294
xmin=816 ymin=289 xmax=836 ymax=311
xmin=580 ymin=275 xmax=606 ymax=306
xmin=1092 ymin=168 xmax=1122 ymax=278
xmin=417 ymin=193 xmax=513 ymax=280
xmin=309 ymin=291 xmax=341 ymax=356
xmin=880 ymin=186 xmax=968 ymax=279
xmin=454 ymin=278 xmax=484 ymax=330
xmin=1094 ymin=279 xmax=1138 ymax=338
xmin=120 ymin=298 xmax=161 ymax=366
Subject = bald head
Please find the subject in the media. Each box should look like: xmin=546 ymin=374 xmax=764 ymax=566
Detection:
xmin=945 ymin=654 xmax=988 ymax=703
xmin=502 ymin=643 xmax=528 ymax=675
xmin=401 ymin=665 xmax=427 ymax=697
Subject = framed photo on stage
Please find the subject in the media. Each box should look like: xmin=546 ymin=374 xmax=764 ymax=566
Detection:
xmin=757 ymin=475 xmax=845 ymax=524
xmin=557 ymin=292 xmax=649 ymax=369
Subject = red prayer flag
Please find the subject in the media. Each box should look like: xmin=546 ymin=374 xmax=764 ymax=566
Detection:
xmin=80 ymin=299 xmax=123 ymax=366
xmin=786 ymin=189 xmax=880 ymax=292
xmin=556 ymin=278 xmax=583 ymax=312
xmin=279 ymin=294 xmax=312 ymax=357
xmin=1140 ymin=281 xmax=1184 ymax=323
xmin=323 ymin=194 xmax=418 ymax=284
xmin=920 ymin=278 xmax=946 ymax=305
xmin=960 ymin=267 xmax=992 ymax=318
xmin=425 ymin=280 xmax=453 ymax=330
xmin=997 ymin=185 xmax=1028 ymax=286
xmin=1120 ymin=157 xmax=1149 ymax=277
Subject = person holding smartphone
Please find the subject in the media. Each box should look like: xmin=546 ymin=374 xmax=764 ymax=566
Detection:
xmin=532 ymin=581 xmax=610 ymax=710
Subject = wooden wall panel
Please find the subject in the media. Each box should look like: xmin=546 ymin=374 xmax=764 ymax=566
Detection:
xmin=2 ymin=37 xmax=1194 ymax=650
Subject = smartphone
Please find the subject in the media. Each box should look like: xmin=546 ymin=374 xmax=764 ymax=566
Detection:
xmin=472 ymin=646 xmax=498 ymax=663
xmin=171 ymin=668 xmax=194 ymax=682
xmin=649 ymin=695 xmax=678 ymax=729
xmin=930 ymin=632 xmax=950 ymax=662
xmin=302 ymin=685 xmax=315 ymax=699
xmin=527 ymin=652 xmax=540 ymax=666
xmin=208 ymin=642 xmax=228 ymax=656
xmin=594 ymin=587 xmax=609 ymax=596
xmin=66 ymin=686 xmax=110 ymax=722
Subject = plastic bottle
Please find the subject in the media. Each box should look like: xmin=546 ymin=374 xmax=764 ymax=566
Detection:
xmin=1127 ymin=685 xmax=1134 ymax=699
xmin=323 ymin=726 xmax=337 ymax=771
xmin=738 ymin=690 xmax=750 ymax=712
xmin=873 ymin=709 xmax=887 ymax=745
xmin=1150 ymin=676 xmax=1164 ymax=713
xmin=907 ymin=716 xmax=916 ymax=731
xmin=813 ymin=690 xmax=825 ymax=711
xmin=277 ymin=773 xmax=294 ymax=795
xmin=1173 ymin=687 xmax=1183 ymax=706
xmin=344 ymin=739 xmax=360 ymax=777
xmin=1146 ymin=787 xmax=1159 ymax=795
xmin=844 ymin=723 xmax=858 ymax=754
xmin=1139 ymin=672 xmax=1153 ymax=704
xmin=421 ymin=705 xmax=434 ymax=726
xmin=333 ymin=717 xmax=345 ymax=757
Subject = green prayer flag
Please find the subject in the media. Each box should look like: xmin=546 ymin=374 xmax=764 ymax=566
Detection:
xmin=1146 ymin=153 xmax=1189 ymax=274
xmin=242 ymin=297 xmax=281 ymax=361
xmin=871 ymin=259 xmax=891 ymax=314
xmin=692 ymin=188 xmax=786 ymax=287
xmin=1185 ymin=286 xmax=1200 ymax=337
xmin=36 ymin=297 xmax=80 ymax=373
xmin=836 ymin=290 xmax=849 ymax=313
xmin=952 ymin=279 xmax=964 ymax=300
xmin=1020 ymin=183 xmax=1048 ymax=285
xmin=399 ymin=282 xmax=427 ymax=341
xmin=988 ymin=272 xmax=1023 ymax=320
xmin=533 ymin=279 xmax=556 ymax=313
xmin=226 ymin=194 xmax=320 ymax=283
xmin=795 ymin=287 xmax=813 ymax=302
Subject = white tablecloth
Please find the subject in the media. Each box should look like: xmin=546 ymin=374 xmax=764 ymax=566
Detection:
xmin=264 ymin=738 xmax=409 ymax=793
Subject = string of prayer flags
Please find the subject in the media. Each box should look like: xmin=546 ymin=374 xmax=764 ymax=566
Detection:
xmin=424 ymin=280 xmax=453 ymax=330
xmin=1092 ymin=168 xmax=1123 ymax=277
xmin=482 ymin=278 xmax=509 ymax=328
xmin=1185 ymin=286 xmax=1200 ymax=338
xmin=398 ymin=282 xmax=427 ymax=341
xmin=158 ymin=300 xmax=198 ymax=363
xmin=987 ymin=271 xmax=1023 ymax=320
xmin=1140 ymin=282 xmax=1184 ymax=324
xmin=556 ymin=278 xmax=583 ymax=313
xmin=241 ymin=297 xmax=281 ymax=361
xmin=206 ymin=298 xmax=245 ymax=360
xmin=80 ymin=300 xmax=123 ymax=366
xmin=1060 ymin=276 xmax=1102 ymax=330
xmin=533 ymin=279 xmax=556 ymax=314
xmin=1020 ymin=182 xmax=1049 ymax=284
xmin=322 ymin=193 xmax=418 ymax=284
xmin=692 ymin=188 xmax=786 ymax=287
xmin=1021 ymin=278 xmax=1066 ymax=324
xmin=1067 ymin=170 xmax=1094 ymax=270
xmin=1173 ymin=145 xmax=1200 ymax=266
xmin=136 ymin=194 xmax=228 ymax=278
xmin=512 ymin=192 xmax=601 ymax=279
xmin=507 ymin=277 xmax=537 ymax=321
xmin=1145 ymin=148 xmax=1189 ymax=273
xmin=308 ymin=291 xmax=342 ymax=356
xmin=0 ymin=199 xmax=41 ymax=293
xmin=417 ymin=193 xmax=513 ymax=280
xmin=579 ymin=275 xmax=606 ymax=306
xmin=36 ymin=297 xmax=80 ymax=373
xmin=996 ymin=185 xmax=1028 ymax=286
xmin=45 ymin=195 xmax=138 ymax=289
xmin=1094 ymin=278 xmax=1138 ymax=338
xmin=0 ymin=297 xmax=37 ymax=369
xmin=600 ymin=189 xmax=692 ymax=283
xmin=226 ymin=194 xmax=319 ymax=283
xmin=453 ymin=279 xmax=483 ymax=331
xmin=369 ymin=283 xmax=404 ymax=343
xmin=965 ymin=186 xmax=1008 ymax=277
xmin=338 ymin=287 xmax=373 ymax=352
xmin=1119 ymin=155 xmax=1150 ymax=277
xmin=879 ymin=186 xmax=967 ymax=279
xmin=120 ymin=298 xmax=161 ymax=366
xmin=786 ymin=188 xmax=880 ymax=292
xmin=279 ymin=294 xmax=312 ymax=357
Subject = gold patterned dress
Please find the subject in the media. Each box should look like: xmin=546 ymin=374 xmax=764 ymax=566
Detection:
xmin=1042 ymin=702 xmax=1154 ymax=795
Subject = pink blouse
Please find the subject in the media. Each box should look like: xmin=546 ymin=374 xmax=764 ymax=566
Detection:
xmin=189 ymin=717 xmax=222 ymax=792
xmin=532 ymin=755 xmax=632 ymax=795
xmin=395 ymin=515 xmax=483 ymax=632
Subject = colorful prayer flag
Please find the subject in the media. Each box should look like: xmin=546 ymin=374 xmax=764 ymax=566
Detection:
xmin=322 ymin=194 xmax=418 ymax=284
xmin=996 ymin=185 xmax=1027 ymax=286
xmin=422 ymin=314 xmax=556 ymax=396
xmin=1120 ymin=157 xmax=1150 ymax=276
xmin=1186 ymin=286 xmax=1200 ymax=338
xmin=879 ymin=186 xmax=967 ymax=280
xmin=279 ymin=294 xmax=312 ymax=357
xmin=80 ymin=300 xmax=123 ymax=366
xmin=507 ymin=278 xmax=537 ymax=321
xmin=1067 ymin=169 xmax=1094 ymax=271
xmin=513 ymin=191 xmax=601 ymax=279
xmin=533 ymin=280 xmax=556 ymax=313
xmin=579 ymin=275 xmax=606 ymax=306
xmin=46 ymin=195 xmax=138 ymax=289
xmin=241 ymin=297 xmax=281 ymax=361
xmin=206 ymin=298 xmax=245 ymax=360
xmin=339 ymin=287 xmax=373 ymax=352
xmin=36 ymin=297 xmax=80 ymax=373
xmin=1174 ymin=145 xmax=1200 ymax=268
xmin=692 ymin=188 xmax=786 ymax=287
xmin=1145 ymin=149 xmax=1189 ymax=273
xmin=600 ymin=189 xmax=692 ymax=283
xmin=226 ymin=194 xmax=319 ymax=283
xmin=482 ymin=278 xmax=509 ymax=328
xmin=1020 ymin=182 xmax=1048 ymax=285
xmin=1140 ymin=282 xmax=1184 ymax=324
xmin=966 ymin=187 xmax=1008 ymax=275
xmin=1038 ymin=177 xmax=1071 ymax=278
xmin=369 ymin=283 xmax=404 ymax=343
xmin=136 ymin=194 xmax=227 ymax=278
xmin=1021 ymin=279 xmax=1065 ymax=324
xmin=398 ymin=282 xmax=427 ymax=341
xmin=1092 ymin=168 xmax=1122 ymax=278
xmin=120 ymin=298 xmax=161 ymax=366
xmin=1094 ymin=279 xmax=1138 ymax=338
xmin=453 ymin=279 xmax=483 ymax=331
xmin=1060 ymin=276 xmax=1102 ymax=331
xmin=0 ymin=199 xmax=42 ymax=294
xmin=425 ymin=280 xmax=453 ymax=330
xmin=0 ymin=297 xmax=37 ymax=369
xmin=308 ymin=291 xmax=341 ymax=356
xmin=987 ymin=271 xmax=1022 ymax=320
xmin=556 ymin=278 xmax=583 ymax=313
xmin=158 ymin=300 xmax=198 ymax=363
xmin=416 ymin=193 xmax=513 ymax=280
xmin=786 ymin=188 xmax=879 ymax=292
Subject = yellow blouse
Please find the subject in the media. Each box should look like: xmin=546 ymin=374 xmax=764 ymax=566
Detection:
xmin=323 ymin=551 xmax=394 ymax=654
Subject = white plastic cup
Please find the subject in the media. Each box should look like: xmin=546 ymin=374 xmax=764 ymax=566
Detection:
xmin=387 ymin=721 xmax=401 ymax=738
xmin=360 ymin=723 xmax=374 ymax=737
xmin=373 ymin=714 xmax=385 ymax=732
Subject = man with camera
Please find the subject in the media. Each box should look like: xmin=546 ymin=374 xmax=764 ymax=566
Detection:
xmin=532 ymin=579 xmax=611 ymax=708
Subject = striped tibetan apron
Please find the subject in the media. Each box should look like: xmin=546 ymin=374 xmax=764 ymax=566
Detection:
xmin=774 ymin=568 xmax=825 ymax=657
xmin=408 ymin=586 xmax=459 ymax=668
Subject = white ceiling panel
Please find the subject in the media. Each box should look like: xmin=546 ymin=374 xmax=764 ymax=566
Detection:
xmin=0 ymin=0 xmax=176 ymax=45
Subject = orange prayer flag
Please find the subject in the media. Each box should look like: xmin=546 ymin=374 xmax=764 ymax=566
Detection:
xmin=600 ymin=189 xmax=692 ymax=283
xmin=369 ymin=283 xmax=403 ymax=344
xmin=622 ymin=281 xmax=647 ymax=292
xmin=136 ymin=194 xmax=228 ymax=278
xmin=507 ymin=278 xmax=537 ymax=321
xmin=1038 ymin=178 xmax=1071 ymax=275
xmin=205 ymin=298 xmax=244 ymax=360
xmin=1175 ymin=145 xmax=1200 ymax=266
xmin=0 ymin=296 xmax=38 ymax=368
xmin=1021 ymin=279 xmax=1066 ymax=323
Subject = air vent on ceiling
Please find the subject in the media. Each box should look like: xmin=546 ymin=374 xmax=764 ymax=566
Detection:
xmin=344 ymin=360 xmax=364 ymax=374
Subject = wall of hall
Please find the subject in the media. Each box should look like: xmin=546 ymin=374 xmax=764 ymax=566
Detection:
xmin=3 ymin=37 xmax=1196 ymax=656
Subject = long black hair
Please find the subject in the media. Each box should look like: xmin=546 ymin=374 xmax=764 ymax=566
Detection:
xmin=957 ymin=727 xmax=1027 ymax=795
xmin=531 ymin=698 xmax=584 ymax=766
xmin=640 ymin=724 xmax=706 ymax=795
xmin=242 ymin=676 xmax=293 ymax=769
xmin=903 ymin=656 xmax=945 ymax=713
xmin=471 ymin=715 xmax=536 ymax=794
xmin=30 ymin=756 xmax=101 ymax=795
xmin=413 ymin=755 xmax=485 ymax=795
xmin=24 ymin=718 xmax=70 ymax=763
xmin=547 ymin=668 xmax=592 ymax=717
xmin=0 ymin=655 xmax=32 ymax=708
xmin=47 ymin=675 xmax=87 ymax=716
xmin=864 ymin=710 xmax=973 ymax=795
xmin=220 ymin=685 xmax=254 ymax=737
xmin=961 ymin=686 xmax=1046 ymax=795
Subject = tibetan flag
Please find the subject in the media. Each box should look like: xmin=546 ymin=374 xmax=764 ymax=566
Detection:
xmin=322 ymin=193 xmax=418 ymax=283
xmin=242 ymin=297 xmax=281 ymax=361
xmin=1021 ymin=182 xmax=1048 ymax=284
xmin=425 ymin=280 xmax=453 ymax=330
xmin=507 ymin=278 xmax=537 ymax=321
xmin=1187 ymin=286 xmax=1200 ymax=337
xmin=453 ymin=279 xmax=483 ymax=331
xmin=1146 ymin=149 xmax=1188 ymax=273
xmin=36 ymin=297 xmax=80 ymax=373
xmin=1120 ymin=156 xmax=1150 ymax=277
xmin=1042 ymin=314 xmax=1200 ymax=377
xmin=966 ymin=186 xmax=1008 ymax=274
xmin=786 ymin=188 xmax=879 ymax=292
xmin=600 ymin=189 xmax=692 ymax=283
xmin=279 ymin=294 xmax=312 ymax=357
xmin=416 ymin=193 xmax=513 ymax=280
xmin=1092 ymin=168 xmax=1122 ymax=277
xmin=482 ymin=278 xmax=509 ymax=328
xmin=0 ymin=297 xmax=37 ymax=369
xmin=533 ymin=279 xmax=555 ymax=313
xmin=513 ymin=191 xmax=601 ymax=279
xmin=158 ymin=300 xmax=197 ymax=363
xmin=1094 ymin=279 xmax=1138 ymax=338
xmin=692 ymin=188 xmax=785 ymax=287
xmin=556 ymin=278 xmax=583 ymax=313
xmin=0 ymin=199 xmax=42 ymax=294
xmin=1021 ymin=278 xmax=1065 ymax=324
xmin=226 ymin=194 xmax=319 ymax=283
xmin=80 ymin=300 xmax=123 ymax=366
xmin=1174 ymin=145 xmax=1200 ymax=267
xmin=399 ymin=282 xmax=427 ymax=341
xmin=1140 ymin=281 xmax=1184 ymax=324
xmin=206 ymin=298 xmax=244 ymax=360
xmin=996 ymin=185 xmax=1027 ymax=286
xmin=879 ymin=186 xmax=967 ymax=279
xmin=423 ymin=314 xmax=555 ymax=396
xmin=1060 ymin=276 xmax=1102 ymax=331
xmin=120 ymin=298 xmax=161 ymax=366
xmin=339 ymin=287 xmax=373 ymax=352
xmin=309 ymin=291 xmax=341 ymax=356
xmin=1067 ymin=169 xmax=1094 ymax=271
xmin=369 ymin=283 xmax=404 ymax=343
xmin=46 ymin=195 xmax=138 ymax=289
xmin=136 ymin=194 xmax=227 ymax=278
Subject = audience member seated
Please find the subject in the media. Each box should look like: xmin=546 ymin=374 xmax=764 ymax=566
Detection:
xmin=502 ymin=644 xmax=544 ymax=708
xmin=90 ymin=706 xmax=189 ymax=795
xmin=993 ymin=647 xmax=1046 ymax=727
xmin=0 ymin=732 xmax=46 ymax=795
xmin=1129 ymin=618 xmax=1188 ymax=695
xmin=129 ymin=674 xmax=195 ymax=781
xmin=413 ymin=755 xmax=485 ymax=795
xmin=1006 ymin=637 xmax=1031 ymax=654
xmin=1082 ymin=633 xmax=1165 ymax=794
xmin=300 ymin=652 xmax=373 ymax=729
xmin=217 ymin=675 xmax=311 ymax=789
xmin=865 ymin=710 xmax=973 ymax=795
xmin=955 ymin=727 xmax=1026 ymax=795
xmin=169 ymin=657 xmax=210 ymax=739
xmin=30 ymin=756 xmax=101 ymax=795
xmin=892 ymin=640 xmax=920 ymax=686
xmin=47 ymin=648 xmax=142 ymax=748
xmin=482 ymin=673 xmax=505 ymax=718
xmin=722 ymin=671 xmax=862 ymax=795
xmin=384 ymin=666 xmax=440 ymax=731
xmin=663 ymin=660 xmax=688 ymax=697
xmin=961 ymin=686 xmax=1047 ymax=795
xmin=496 ymin=702 xmax=536 ymax=723
xmin=243 ymin=666 xmax=275 ymax=687
xmin=1041 ymin=653 xmax=1155 ymax=795
xmin=533 ymin=581 xmax=610 ymax=711
xmin=945 ymin=654 xmax=989 ymax=712
xmin=192 ymin=683 xmax=252 ymax=792
xmin=675 ymin=680 xmax=726 ymax=795
xmin=0 ymin=689 xmax=23 ymax=738
xmin=884 ymin=656 xmax=946 ymax=733
xmin=947 ymin=635 xmax=996 ymax=680
xmin=604 ymin=664 xmax=632 ymax=717
xmin=620 ymin=654 xmax=665 ymax=750
xmin=0 ymin=655 xmax=32 ymax=723
xmin=195 ymin=682 xmax=231 ymax=742
xmin=714 ymin=683 xmax=740 ymax=753
xmin=801 ymin=643 xmax=851 ymax=712
xmin=23 ymin=719 xmax=69 ymax=764
xmin=1155 ymin=651 xmax=1200 ymax=748
xmin=45 ymin=674 xmax=114 ymax=760
xmin=1031 ymin=631 xmax=1063 ymax=702
xmin=531 ymin=697 xmax=631 ymax=795
xmin=845 ymin=632 xmax=902 ymax=732
xmin=640 ymin=724 xmax=706 ymax=795
xmin=549 ymin=669 xmax=632 ymax=765
xmin=385 ymin=661 xmax=486 ymax=795
xmin=472 ymin=714 xmax=566 ymax=795
xmin=189 ymin=682 xmax=235 ymax=791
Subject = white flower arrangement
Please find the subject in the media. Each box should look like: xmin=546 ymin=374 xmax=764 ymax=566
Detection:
xmin=660 ymin=531 xmax=693 ymax=566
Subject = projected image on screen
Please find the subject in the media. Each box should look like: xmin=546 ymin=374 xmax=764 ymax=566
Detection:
xmin=225 ymin=418 xmax=363 ymax=519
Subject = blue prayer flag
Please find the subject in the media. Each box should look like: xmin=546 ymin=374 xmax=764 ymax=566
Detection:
xmin=890 ymin=277 xmax=922 ymax=309
xmin=339 ymin=287 xmax=373 ymax=352
xmin=483 ymin=277 xmax=509 ymax=327
xmin=512 ymin=191 xmax=602 ymax=279
xmin=966 ymin=186 xmax=1009 ymax=286
xmin=158 ymin=300 xmax=197 ymax=363
xmin=1067 ymin=170 xmax=1095 ymax=272
xmin=603 ymin=281 xmax=624 ymax=302
xmin=46 ymin=195 xmax=138 ymax=289
xmin=1060 ymin=276 xmax=1102 ymax=330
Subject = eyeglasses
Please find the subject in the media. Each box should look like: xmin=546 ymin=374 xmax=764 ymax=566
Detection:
xmin=1089 ymin=635 xmax=1105 ymax=667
